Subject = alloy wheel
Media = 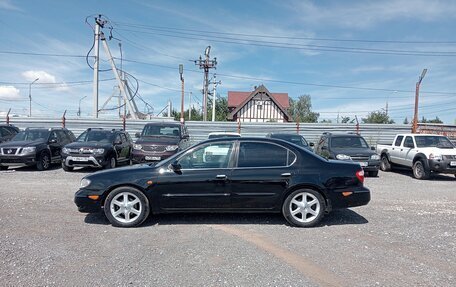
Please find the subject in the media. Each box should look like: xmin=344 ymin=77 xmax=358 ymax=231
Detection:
xmin=109 ymin=192 xmax=142 ymax=224
xmin=289 ymin=192 xmax=321 ymax=223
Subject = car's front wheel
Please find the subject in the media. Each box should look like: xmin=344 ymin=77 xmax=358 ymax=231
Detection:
xmin=282 ymin=189 xmax=325 ymax=227
xmin=62 ymin=162 xmax=74 ymax=172
xmin=413 ymin=160 xmax=430 ymax=180
xmin=36 ymin=151 xmax=51 ymax=171
xmin=104 ymin=187 xmax=150 ymax=227
xmin=380 ymin=154 xmax=391 ymax=171
xmin=104 ymin=155 xmax=116 ymax=169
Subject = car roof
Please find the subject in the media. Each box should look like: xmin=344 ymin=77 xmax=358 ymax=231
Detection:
xmin=145 ymin=122 xmax=182 ymax=126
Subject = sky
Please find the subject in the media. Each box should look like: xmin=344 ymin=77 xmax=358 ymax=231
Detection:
xmin=0 ymin=0 xmax=455 ymax=124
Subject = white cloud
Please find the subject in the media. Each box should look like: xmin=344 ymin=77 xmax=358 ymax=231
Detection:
xmin=0 ymin=0 xmax=21 ymax=11
xmin=0 ymin=85 xmax=21 ymax=100
xmin=22 ymin=70 xmax=56 ymax=84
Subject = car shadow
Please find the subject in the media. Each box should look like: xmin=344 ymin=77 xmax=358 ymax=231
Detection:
xmin=2 ymin=164 xmax=61 ymax=172
xmin=83 ymin=209 xmax=369 ymax=228
xmin=388 ymin=168 xmax=456 ymax=181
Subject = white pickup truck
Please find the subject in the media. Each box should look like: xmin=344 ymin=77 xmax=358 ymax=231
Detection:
xmin=376 ymin=133 xmax=456 ymax=179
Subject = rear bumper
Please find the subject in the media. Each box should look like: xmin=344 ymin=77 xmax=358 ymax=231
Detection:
xmin=329 ymin=186 xmax=371 ymax=209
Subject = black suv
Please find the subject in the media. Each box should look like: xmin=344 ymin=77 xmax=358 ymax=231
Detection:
xmin=0 ymin=124 xmax=20 ymax=143
xmin=61 ymin=128 xmax=133 ymax=171
xmin=0 ymin=127 xmax=76 ymax=170
xmin=266 ymin=133 xmax=314 ymax=152
xmin=314 ymin=132 xmax=380 ymax=176
xmin=132 ymin=122 xmax=190 ymax=163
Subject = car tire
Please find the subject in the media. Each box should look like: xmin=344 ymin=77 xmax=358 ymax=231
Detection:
xmin=36 ymin=151 xmax=51 ymax=171
xmin=62 ymin=162 xmax=74 ymax=172
xmin=369 ymin=170 xmax=379 ymax=177
xmin=104 ymin=187 xmax=150 ymax=228
xmin=282 ymin=189 xmax=325 ymax=228
xmin=104 ymin=155 xmax=116 ymax=169
xmin=413 ymin=160 xmax=430 ymax=180
xmin=380 ymin=154 xmax=391 ymax=172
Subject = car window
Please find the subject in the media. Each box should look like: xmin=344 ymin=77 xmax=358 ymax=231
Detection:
xmin=120 ymin=134 xmax=127 ymax=143
xmin=56 ymin=130 xmax=67 ymax=143
xmin=404 ymin=136 xmax=415 ymax=148
xmin=394 ymin=136 xmax=404 ymax=147
xmin=114 ymin=134 xmax=121 ymax=144
xmin=178 ymin=142 xmax=234 ymax=169
xmin=0 ymin=127 xmax=7 ymax=137
xmin=142 ymin=125 xmax=180 ymax=137
xmin=415 ymin=136 xmax=454 ymax=148
xmin=238 ymin=142 xmax=294 ymax=167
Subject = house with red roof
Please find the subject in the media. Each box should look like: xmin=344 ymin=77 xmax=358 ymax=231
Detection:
xmin=227 ymin=85 xmax=292 ymax=122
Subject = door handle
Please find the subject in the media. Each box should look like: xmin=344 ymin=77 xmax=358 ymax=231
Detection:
xmin=216 ymin=174 xmax=227 ymax=180
xmin=281 ymin=173 xmax=291 ymax=177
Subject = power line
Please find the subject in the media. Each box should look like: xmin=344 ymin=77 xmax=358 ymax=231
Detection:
xmin=112 ymin=21 xmax=456 ymax=45
xmin=0 ymin=51 xmax=88 ymax=58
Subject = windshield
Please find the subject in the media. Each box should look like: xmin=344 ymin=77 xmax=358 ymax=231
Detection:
xmin=415 ymin=136 xmax=454 ymax=148
xmin=77 ymin=130 xmax=115 ymax=143
xmin=331 ymin=136 xmax=369 ymax=148
xmin=142 ymin=125 xmax=180 ymax=137
xmin=12 ymin=130 xmax=50 ymax=141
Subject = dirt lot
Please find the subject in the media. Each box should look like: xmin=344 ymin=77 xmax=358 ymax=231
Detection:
xmin=0 ymin=166 xmax=455 ymax=287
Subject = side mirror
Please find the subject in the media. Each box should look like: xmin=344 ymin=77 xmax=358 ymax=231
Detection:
xmin=135 ymin=132 xmax=141 ymax=138
xmin=309 ymin=142 xmax=314 ymax=147
xmin=49 ymin=138 xmax=57 ymax=144
xmin=171 ymin=161 xmax=182 ymax=174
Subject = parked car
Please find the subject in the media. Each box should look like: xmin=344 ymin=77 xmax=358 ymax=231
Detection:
xmin=0 ymin=127 xmax=75 ymax=170
xmin=0 ymin=124 xmax=20 ymax=143
xmin=266 ymin=132 xmax=313 ymax=152
xmin=61 ymin=128 xmax=133 ymax=171
xmin=314 ymin=132 xmax=380 ymax=177
xmin=376 ymin=133 xmax=456 ymax=179
xmin=132 ymin=122 xmax=190 ymax=164
xmin=207 ymin=131 xmax=241 ymax=139
xmin=75 ymin=137 xmax=370 ymax=228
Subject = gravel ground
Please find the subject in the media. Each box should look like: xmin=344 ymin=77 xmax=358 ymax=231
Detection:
xmin=0 ymin=165 xmax=455 ymax=287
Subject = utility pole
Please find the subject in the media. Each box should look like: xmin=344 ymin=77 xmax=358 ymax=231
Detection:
xmin=28 ymin=78 xmax=39 ymax=117
xmin=210 ymin=76 xmax=221 ymax=122
xmin=412 ymin=69 xmax=427 ymax=133
xmin=179 ymin=64 xmax=185 ymax=123
xmin=188 ymin=92 xmax=192 ymax=121
xmin=92 ymin=15 xmax=106 ymax=118
xmin=194 ymin=46 xmax=217 ymax=121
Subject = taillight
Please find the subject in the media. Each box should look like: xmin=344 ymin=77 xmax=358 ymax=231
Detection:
xmin=356 ymin=169 xmax=365 ymax=183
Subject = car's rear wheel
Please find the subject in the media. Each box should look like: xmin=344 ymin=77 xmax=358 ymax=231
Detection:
xmin=61 ymin=162 xmax=74 ymax=172
xmin=413 ymin=160 xmax=430 ymax=180
xmin=380 ymin=154 xmax=391 ymax=171
xmin=282 ymin=189 xmax=325 ymax=227
xmin=36 ymin=151 xmax=50 ymax=171
xmin=104 ymin=187 xmax=150 ymax=227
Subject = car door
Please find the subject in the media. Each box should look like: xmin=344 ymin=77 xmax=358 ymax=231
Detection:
xmin=155 ymin=141 xmax=235 ymax=210
xmin=229 ymin=141 xmax=296 ymax=210
xmin=399 ymin=136 xmax=416 ymax=167
xmin=119 ymin=133 xmax=130 ymax=161
xmin=389 ymin=135 xmax=404 ymax=163
xmin=48 ymin=131 xmax=62 ymax=161
xmin=113 ymin=134 xmax=124 ymax=161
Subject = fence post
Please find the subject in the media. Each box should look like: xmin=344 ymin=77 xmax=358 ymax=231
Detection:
xmin=237 ymin=118 xmax=241 ymax=135
xmin=6 ymin=108 xmax=11 ymax=124
xmin=62 ymin=110 xmax=67 ymax=128
xmin=122 ymin=115 xmax=126 ymax=130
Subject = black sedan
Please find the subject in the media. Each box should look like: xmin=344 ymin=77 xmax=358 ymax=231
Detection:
xmin=75 ymin=137 xmax=370 ymax=228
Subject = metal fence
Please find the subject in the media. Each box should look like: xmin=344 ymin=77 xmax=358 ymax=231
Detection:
xmin=2 ymin=116 xmax=433 ymax=145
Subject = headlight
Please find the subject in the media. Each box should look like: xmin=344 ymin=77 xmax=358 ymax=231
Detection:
xmin=336 ymin=154 xmax=351 ymax=160
xmin=370 ymin=154 xmax=380 ymax=160
xmin=80 ymin=178 xmax=91 ymax=188
xmin=21 ymin=147 xmax=36 ymax=154
xmin=93 ymin=148 xmax=105 ymax=155
xmin=62 ymin=147 xmax=70 ymax=154
xmin=429 ymin=153 xmax=442 ymax=160
xmin=133 ymin=144 xmax=142 ymax=150
xmin=165 ymin=145 xmax=179 ymax=151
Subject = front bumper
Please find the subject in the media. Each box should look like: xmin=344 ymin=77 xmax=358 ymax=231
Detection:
xmin=74 ymin=188 xmax=103 ymax=213
xmin=329 ymin=186 xmax=371 ymax=209
xmin=131 ymin=149 xmax=176 ymax=164
xmin=63 ymin=155 xmax=105 ymax=168
xmin=428 ymin=159 xmax=456 ymax=174
xmin=0 ymin=155 xmax=36 ymax=166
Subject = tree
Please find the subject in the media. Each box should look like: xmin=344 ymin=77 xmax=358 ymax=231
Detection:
xmin=288 ymin=95 xmax=319 ymax=123
xmin=207 ymin=97 xmax=229 ymax=121
xmin=403 ymin=117 xmax=409 ymax=124
xmin=341 ymin=116 xmax=351 ymax=124
xmin=362 ymin=110 xmax=395 ymax=124
xmin=419 ymin=116 xmax=443 ymax=124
